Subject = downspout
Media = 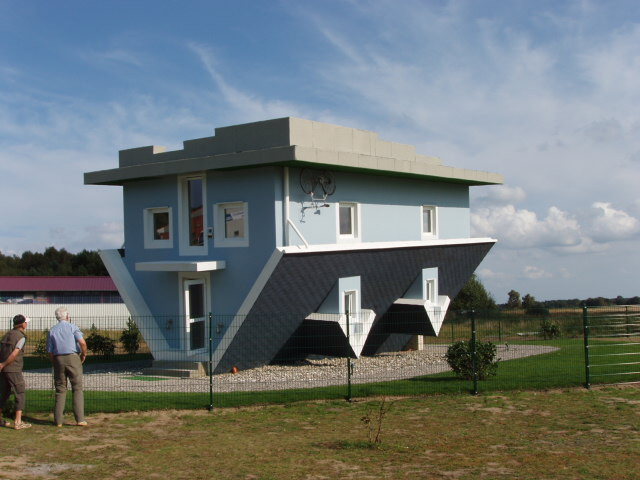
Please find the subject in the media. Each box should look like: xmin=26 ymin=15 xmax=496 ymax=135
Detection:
xmin=283 ymin=166 xmax=309 ymax=248
xmin=283 ymin=166 xmax=290 ymax=246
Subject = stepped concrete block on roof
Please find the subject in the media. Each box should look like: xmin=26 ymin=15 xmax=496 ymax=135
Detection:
xmin=85 ymin=117 xmax=502 ymax=187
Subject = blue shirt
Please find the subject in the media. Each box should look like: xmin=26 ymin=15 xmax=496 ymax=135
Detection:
xmin=47 ymin=320 xmax=84 ymax=355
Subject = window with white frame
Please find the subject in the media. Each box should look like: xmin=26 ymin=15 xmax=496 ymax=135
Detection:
xmin=214 ymin=201 xmax=249 ymax=247
xmin=343 ymin=289 xmax=363 ymax=334
xmin=178 ymin=175 xmax=207 ymax=255
xmin=143 ymin=207 xmax=173 ymax=249
xmin=343 ymin=290 xmax=357 ymax=316
xmin=338 ymin=202 xmax=359 ymax=239
xmin=425 ymin=279 xmax=437 ymax=304
xmin=422 ymin=205 xmax=437 ymax=237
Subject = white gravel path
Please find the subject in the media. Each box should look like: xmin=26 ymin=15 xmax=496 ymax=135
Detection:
xmin=24 ymin=344 xmax=557 ymax=393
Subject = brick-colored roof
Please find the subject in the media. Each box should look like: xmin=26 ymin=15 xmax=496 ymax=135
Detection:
xmin=0 ymin=276 xmax=117 ymax=292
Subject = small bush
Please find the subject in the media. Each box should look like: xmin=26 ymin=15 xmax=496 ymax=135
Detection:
xmin=446 ymin=340 xmax=499 ymax=380
xmin=85 ymin=324 xmax=115 ymax=357
xmin=526 ymin=305 xmax=550 ymax=316
xmin=540 ymin=319 xmax=561 ymax=339
xmin=120 ymin=318 xmax=142 ymax=355
xmin=33 ymin=329 xmax=49 ymax=359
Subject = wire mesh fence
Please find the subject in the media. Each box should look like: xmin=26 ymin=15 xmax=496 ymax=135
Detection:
xmin=3 ymin=305 xmax=639 ymax=415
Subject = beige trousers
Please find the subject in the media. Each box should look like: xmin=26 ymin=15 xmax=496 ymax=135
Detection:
xmin=52 ymin=354 xmax=84 ymax=425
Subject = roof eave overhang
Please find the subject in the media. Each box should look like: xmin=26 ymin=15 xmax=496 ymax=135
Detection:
xmin=84 ymin=144 xmax=503 ymax=187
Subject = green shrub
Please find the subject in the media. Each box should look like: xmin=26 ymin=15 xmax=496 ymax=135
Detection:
xmin=526 ymin=305 xmax=550 ymax=316
xmin=540 ymin=319 xmax=561 ymax=339
xmin=85 ymin=324 xmax=115 ymax=357
xmin=33 ymin=329 xmax=49 ymax=359
xmin=445 ymin=340 xmax=499 ymax=380
xmin=120 ymin=318 xmax=141 ymax=355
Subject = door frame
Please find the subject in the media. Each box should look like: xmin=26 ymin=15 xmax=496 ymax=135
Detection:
xmin=179 ymin=272 xmax=211 ymax=353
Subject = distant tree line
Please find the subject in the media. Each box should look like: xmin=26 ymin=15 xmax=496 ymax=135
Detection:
xmin=505 ymin=289 xmax=640 ymax=310
xmin=0 ymin=247 xmax=108 ymax=276
xmin=449 ymin=276 xmax=639 ymax=314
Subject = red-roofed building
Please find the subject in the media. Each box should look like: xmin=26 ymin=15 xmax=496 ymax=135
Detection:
xmin=0 ymin=276 xmax=122 ymax=304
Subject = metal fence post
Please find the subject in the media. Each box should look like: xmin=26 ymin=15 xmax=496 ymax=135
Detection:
xmin=451 ymin=318 xmax=455 ymax=343
xmin=346 ymin=311 xmax=352 ymax=402
xmin=583 ymin=305 xmax=590 ymax=390
xmin=626 ymin=305 xmax=630 ymax=336
xmin=471 ymin=309 xmax=478 ymax=395
xmin=208 ymin=312 xmax=214 ymax=411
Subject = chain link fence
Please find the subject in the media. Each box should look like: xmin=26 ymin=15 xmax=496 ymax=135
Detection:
xmin=4 ymin=305 xmax=639 ymax=414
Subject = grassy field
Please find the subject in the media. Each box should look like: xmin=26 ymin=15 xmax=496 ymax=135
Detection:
xmin=1 ymin=386 xmax=639 ymax=480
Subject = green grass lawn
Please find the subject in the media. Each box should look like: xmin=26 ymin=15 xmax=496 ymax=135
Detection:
xmin=3 ymin=386 xmax=639 ymax=480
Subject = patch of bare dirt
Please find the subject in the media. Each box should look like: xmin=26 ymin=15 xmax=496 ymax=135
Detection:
xmin=0 ymin=455 xmax=90 ymax=479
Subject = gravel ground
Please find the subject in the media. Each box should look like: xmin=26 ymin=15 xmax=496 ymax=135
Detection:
xmin=24 ymin=344 xmax=557 ymax=393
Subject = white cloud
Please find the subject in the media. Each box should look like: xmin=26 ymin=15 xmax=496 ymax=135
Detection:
xmin=473 ymin=185 xmax=527 ymax=207
xmin=523 ymin=266 xmax=552 ymax=280
xmin=187 ymin=42 xmax=302 ymax=123
xmin=472 ymin=190 xmax=640 ymax=254
xmin=578 ymin=23 xmax=640 ymax=105
xmin=476 ymin=268 xmax=509 ymax=281
xmin=587 ymin=202 xmax=640 ymax=242
xmin=472 ymin=204 xmax=583 ymax=249
xmin=581 ymin=118 xmax=624 ymax=143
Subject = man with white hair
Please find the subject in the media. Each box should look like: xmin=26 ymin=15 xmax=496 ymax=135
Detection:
xmin=47 ymin=306 xmax=88 ymax=427
xmin=0 ymin=314 xmax=31 ymax=429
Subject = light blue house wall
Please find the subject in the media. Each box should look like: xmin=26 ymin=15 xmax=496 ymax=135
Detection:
xmin=286 ymin=169 xmax=470 ymax=245
xmin=120 ymin=167 xmax=282 ymax=323
xmin=120 ymin=165 xmax=471 ymax=325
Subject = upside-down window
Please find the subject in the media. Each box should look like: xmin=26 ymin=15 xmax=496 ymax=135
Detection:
xmin=343 ymin=289 xmax=363 ymax=335
xmin=422 ymin=266 xmax=439 ymax=305
xmin=143 ymin=207 xmax=173 ymax=249
xmin=422 ymin=205 xmax=437 ymax=238
xmin=178 ymin=175 xmax=207 ymax=255
xmin=338 ymin=202 xmax=359 ymax=239
xmin=214 ymin=202 xmax=249 ymax=247
xmin=425 ymin=279 xmax=437 ymax=304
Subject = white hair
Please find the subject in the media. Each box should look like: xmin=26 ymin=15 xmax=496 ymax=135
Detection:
xmin=55 ymin=306 xmax=69 ymax=321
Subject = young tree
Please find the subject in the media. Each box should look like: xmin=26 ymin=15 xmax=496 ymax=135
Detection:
xmin=449 ymin=274 xmax=497 ymax=312
xmin=507 ymin=290 xmax=522 ymax=309
xmin=522 ymin=293 xmax=537 ymax=310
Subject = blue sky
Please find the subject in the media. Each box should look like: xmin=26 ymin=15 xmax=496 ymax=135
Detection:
xmin=1 ymin=0 xmax=639 ymax=302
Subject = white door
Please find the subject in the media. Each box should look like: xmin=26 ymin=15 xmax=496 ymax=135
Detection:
xmin=184 ymin=279 xmax=207 ymax=351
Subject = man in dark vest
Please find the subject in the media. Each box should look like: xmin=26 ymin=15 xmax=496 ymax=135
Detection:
xmin=0 ymin=314 xmax=32 ymax=429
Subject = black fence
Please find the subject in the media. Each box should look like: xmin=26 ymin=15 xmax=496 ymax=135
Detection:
xmin=4 ymin=306 xmax=639 ymax=416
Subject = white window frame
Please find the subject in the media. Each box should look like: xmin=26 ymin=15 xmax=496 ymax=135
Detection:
xmin=178 ymin=174 xmax=208 ymax=256
xmin=421 ymin=205 xmax=437 ymax=238
xmin=343 ymin=289 xmax=358 ymax=316
xmin=213 ymin=201 xmax=249 ymax=248
xmin=337 ymin=202 xmax=360 ymax=242
xmin=143 ymin=207 xmax=173 ymax=249
xmin=342 ymin=289 xmax=363 ymax=335
xmin=425 ymin=279 xmax=437 ymax=305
